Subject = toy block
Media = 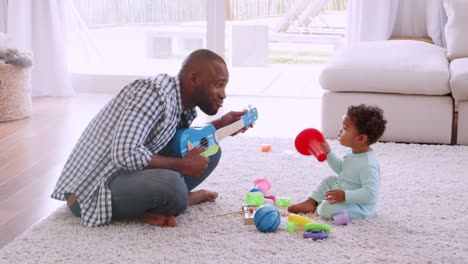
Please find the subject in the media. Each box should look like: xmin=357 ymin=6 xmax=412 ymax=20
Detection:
xmin=246 ymin=192 xmax=264 ymax=206
xmin=242 ymin=204 xmax=258 ymax=225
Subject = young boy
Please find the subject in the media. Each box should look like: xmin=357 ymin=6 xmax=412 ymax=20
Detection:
xmin=288 ymin=104 xmax=387 ymax=220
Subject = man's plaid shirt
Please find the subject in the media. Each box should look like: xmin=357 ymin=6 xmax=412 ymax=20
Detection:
xmin=51 ymin=74 xmax=197 ymax=227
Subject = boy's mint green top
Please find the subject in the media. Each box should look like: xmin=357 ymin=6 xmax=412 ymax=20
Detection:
xmin=327 ymin=149 xmax=381 ymax=210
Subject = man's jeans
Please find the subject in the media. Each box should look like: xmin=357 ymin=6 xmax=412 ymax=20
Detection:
xmin=67 ymin=149 xmax=221 ymax=219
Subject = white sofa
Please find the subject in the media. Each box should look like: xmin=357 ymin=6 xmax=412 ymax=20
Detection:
xmin=319 ymin=1 xmax=468 ymax=145
xmin=446 ymin=0 xmax=468 ymax=145
xmin=451 ymin=59 xmax=468 ymax=144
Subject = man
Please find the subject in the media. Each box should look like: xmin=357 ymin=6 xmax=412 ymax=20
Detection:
xmin=51 ymin=49 xmax=251 ymax=227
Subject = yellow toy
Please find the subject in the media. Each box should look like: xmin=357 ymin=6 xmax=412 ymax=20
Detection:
xmin=287 ymin=213 xmax=315 ymax=226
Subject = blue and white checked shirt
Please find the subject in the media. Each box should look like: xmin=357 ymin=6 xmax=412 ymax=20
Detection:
xmin=51 ymin=74 xmax=197 ymax=227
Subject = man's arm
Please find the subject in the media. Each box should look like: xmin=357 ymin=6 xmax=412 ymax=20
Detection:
xmin=145 ymin=147 xmax=209 ymax=177
xmin=111 ymin=81 xmax=161 ymax=171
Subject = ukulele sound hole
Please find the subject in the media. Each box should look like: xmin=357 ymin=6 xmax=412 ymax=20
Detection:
xmin=200 ymin=138 xmax=208 ymax=148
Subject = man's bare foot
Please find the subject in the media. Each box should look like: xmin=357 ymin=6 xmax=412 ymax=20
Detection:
xmin=188 ymin=189 xmax=218 ymax=206
xmin=287 ymin=198 xmax=318 ymax=214
xmin=143 ymin=212 xmax=177 ymax=227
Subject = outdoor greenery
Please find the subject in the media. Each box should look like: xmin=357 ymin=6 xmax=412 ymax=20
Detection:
xmin=270 ymin=50 xmax=331 ymax=57
xmin=270 ymin=57 xmax=328 ymax=64
xmin=269 ymin=49 xmax=332 ymax=64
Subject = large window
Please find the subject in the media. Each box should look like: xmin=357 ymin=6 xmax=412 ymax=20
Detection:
xmin=70 ymin=0 xmax=209 ymax=76
xmin=69 ymin=0 xmax=347 ymax=94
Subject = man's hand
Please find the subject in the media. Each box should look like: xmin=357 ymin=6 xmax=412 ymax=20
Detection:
xmin=212 ymin=109 xmax=254 ymax=136
xmin=180 ymin=147 xmax=209 ymax=177
xmin=325 ymin=189 xmax=345 ymax=204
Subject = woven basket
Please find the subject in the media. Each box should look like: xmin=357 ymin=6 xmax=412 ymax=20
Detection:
xmin=0 ymin=64 xmax=32 ymax=122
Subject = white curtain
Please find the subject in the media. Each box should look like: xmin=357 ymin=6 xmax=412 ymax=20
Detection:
xmin=347 ymin=0 xmax=447 ymax=47
xmin=346 ymin=0 xmax=399 ymax=44
xmin=7 ymin=0 xmax=73 ymax=96
xmin=0 ymin=0 xmax=7 ymax=34
xmin=0 ymin=0 xmax=8 ymax=46
xmin=426 ymin=0 xmax=447 ymax=47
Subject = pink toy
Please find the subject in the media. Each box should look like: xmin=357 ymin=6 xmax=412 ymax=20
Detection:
xmin=253 ymin=177 xmax=271 ymax=195
xmin=264 ymin=195 xmax=276 ymax=204
xmin=295 ymin=128 xmax=327 ymax=162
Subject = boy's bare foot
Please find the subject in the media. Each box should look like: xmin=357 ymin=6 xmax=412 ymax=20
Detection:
xmin=287 ymin=198 xmax=318 ymax=214
xmin=143 ymin=212 xmax=177 ymax=227
xmin=188 ymin=189 xmax=218 ymax=206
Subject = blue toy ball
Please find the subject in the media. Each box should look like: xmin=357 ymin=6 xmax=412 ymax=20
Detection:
xmin=254 ymin=205 xmax=281 ymax=233
xmin=249 ymin=187 xmax=262 ymax=193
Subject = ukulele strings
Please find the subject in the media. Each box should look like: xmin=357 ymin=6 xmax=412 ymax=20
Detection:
xmin=215 ymin=119 xmax=245 ymax=142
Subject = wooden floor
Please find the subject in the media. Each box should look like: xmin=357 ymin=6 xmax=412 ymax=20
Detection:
xmin=0 ymin=93 xmax=321 ymax=249
xmin=0 ymin=94 xmax=112 ymax=249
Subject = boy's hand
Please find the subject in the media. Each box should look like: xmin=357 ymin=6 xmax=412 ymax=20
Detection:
xmin=325 ymin=189 xmax=345 ymax=204
xmin=321 ymin=141 xmax=331 ymax=154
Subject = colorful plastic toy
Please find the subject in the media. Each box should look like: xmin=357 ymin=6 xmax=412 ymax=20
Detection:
xmin=261 ymin=144 xmax=272 ymax=152
xmin=287 ymin=213 xmax=315 ymax=226
xmin=275 ymin=197 xmax=292 ymax=207
xmin=295 ymin=128 xmax=327 ymax=162
xmin=303 ymin=231 xmax=329 ymax=240
xmin=170 ymin=107 xmax=258 ymax=157
xmin=249 ymin=187 xmax=262 ymax=193
xmin=242 ymin=205 xmax=258 ymax=225
xmin=253 ymin=177 xmax=271 ymax=195
xmin=286 ymin=221 xmax=297 ymax=232
xmin=246 ymin=192 xmax=264 ymax=206
xmin=264 ymin=195 xmax=276 ymax=204
xmin=303 ymin=223 xmax=332 ymax=233
xmin=333 ymin=210 xmax=351 ymax=225
xmin=254 ymin=205 xmax=281 ymax=233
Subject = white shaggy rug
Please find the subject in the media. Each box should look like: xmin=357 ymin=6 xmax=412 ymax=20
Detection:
xmin=1 ymin=136 xmax=468 ymax=264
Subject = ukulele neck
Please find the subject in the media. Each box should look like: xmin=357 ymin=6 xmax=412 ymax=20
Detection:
xmin=215 ymin=119 xmax=245 ymax=142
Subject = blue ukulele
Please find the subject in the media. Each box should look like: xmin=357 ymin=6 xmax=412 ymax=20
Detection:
xmin=169 ymin=106 xmax=258 ymax=157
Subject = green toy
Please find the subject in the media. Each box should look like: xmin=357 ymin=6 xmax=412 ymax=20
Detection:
xmin=246 ymin=192 xmax=264 ymax=206
xmin=303 ymin=223 xmax=332 ymax=233
xmin=275 ymin=197 xmax=292 ymax=207
xmin=286 ymin=221 xmax=297 ymax=232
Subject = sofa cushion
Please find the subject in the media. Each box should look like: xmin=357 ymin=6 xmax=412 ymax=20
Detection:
xmin=320 ymin=40 xmax=450 ymax=95
xmin=443 ymin=0 xmax=468 ymax=61
xmin=450 ymin=58 xmax=468 ymax=102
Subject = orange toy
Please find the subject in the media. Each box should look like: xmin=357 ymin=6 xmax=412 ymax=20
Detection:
xmin=261 ymin=144 xmax=272 ymax=152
